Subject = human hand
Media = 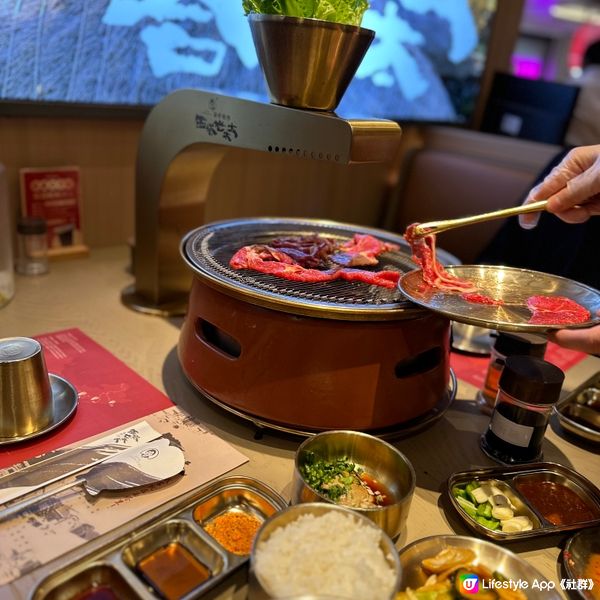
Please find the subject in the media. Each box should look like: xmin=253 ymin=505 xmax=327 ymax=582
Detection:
xmin=548 ymin=316 xmax=600 ymax=356
xmin=519 ymin=145 xmax=600 ymax=229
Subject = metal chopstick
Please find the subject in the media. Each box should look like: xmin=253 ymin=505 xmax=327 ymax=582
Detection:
xmin=413 ymin=200 xmax=548 ymax=237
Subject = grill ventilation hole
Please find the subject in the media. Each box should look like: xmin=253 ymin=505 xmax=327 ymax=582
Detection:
xmin=394 ymin=347 xmax=442 ymax=378
xmin=266 ymin=145 xmax=339 ymax=161
xmin=196 ymin=319 xmax=241 ymax=359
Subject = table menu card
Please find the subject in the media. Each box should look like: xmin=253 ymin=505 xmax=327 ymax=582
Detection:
xmin=0 ymin=328 xmax=174 ymax=470
xmin=0 ymin=407 xmax=248 ymax=586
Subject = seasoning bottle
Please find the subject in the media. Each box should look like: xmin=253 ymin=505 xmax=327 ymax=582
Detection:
xmin=477 ymin=332 xmax=547 ymax=414
xmin=16 ymin=217 xmax=49 ymax=276
xmin=0 ymin=170 xmax=14 ymax=307
xmin=480 ymin=355 xmax=564 ymax=464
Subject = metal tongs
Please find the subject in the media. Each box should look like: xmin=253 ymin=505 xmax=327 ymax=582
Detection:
xmin=412 ymin=200 xmax=548 ymax=237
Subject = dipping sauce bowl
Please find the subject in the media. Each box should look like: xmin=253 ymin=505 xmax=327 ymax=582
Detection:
xmin=291 ymin=430 xmax=416 ymax=540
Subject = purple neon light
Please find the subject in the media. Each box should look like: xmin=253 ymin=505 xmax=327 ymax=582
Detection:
xmin=512 ymin=55 xmax=544 ymax=79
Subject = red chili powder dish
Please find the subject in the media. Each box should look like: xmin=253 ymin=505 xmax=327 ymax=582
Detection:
xmin=516 ymin=481 xmax=599 ymax=526
xmin=204 ymin=511 xmax=262 ymax=555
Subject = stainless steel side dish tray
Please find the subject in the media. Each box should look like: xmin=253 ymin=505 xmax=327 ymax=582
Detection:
xmin=30 ymin=476 xmax=287 ymax=600
xmin=447 ymin=462 xmax=600 ymax=541
xmin=554 ymin=371 xmax=600 ymax=444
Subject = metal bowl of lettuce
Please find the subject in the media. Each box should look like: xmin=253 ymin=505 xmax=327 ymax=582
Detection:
xmin=290 ymin=430 xmax=415 ymax=539
xmin=245 ymin=0 xmax=374 ymax=111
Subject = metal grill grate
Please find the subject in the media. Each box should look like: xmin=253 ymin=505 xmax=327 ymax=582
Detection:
xmin=182 ymin=218 xmax=422 ymax=318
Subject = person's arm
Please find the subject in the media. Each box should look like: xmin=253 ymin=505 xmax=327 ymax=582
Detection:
xmin=519 ymin=144 xmax=600 ymax=229
xmin=519 ymin=145 xmax=600 ymax=355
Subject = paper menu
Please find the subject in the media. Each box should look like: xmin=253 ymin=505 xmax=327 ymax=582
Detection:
xmin=0 ymin=328 xmax=174 ymax=470
xmin=0 ymin=406 xmax=248 ymax=587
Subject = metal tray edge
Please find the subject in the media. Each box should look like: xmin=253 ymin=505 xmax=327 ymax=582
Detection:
xmin=554 ymin=372 xmax=600 ymax=443
xmin=28 ymin=475 xmax=287 ymax=600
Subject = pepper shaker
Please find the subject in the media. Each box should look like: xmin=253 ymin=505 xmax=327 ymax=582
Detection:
xmin=0 ymin=168 xmax=14 ymax=307
xmin=16 ymin=217 xmax=49 ymax=276
xmin=480 ymin=355 xmax=564 ymax=464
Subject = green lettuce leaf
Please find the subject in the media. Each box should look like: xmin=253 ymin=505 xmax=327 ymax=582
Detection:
xmin=242 ymin=0 xmax=369 ymax=26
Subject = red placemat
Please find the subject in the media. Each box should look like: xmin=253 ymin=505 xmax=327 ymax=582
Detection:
xmin=450 ymin=341 xmax=588 ymax=391
xmin=0 ymin=328 xmax=174 ymax=469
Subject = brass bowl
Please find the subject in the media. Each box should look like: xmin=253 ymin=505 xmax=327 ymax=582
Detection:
xmin=290 ymin=430 xmax=415 ymax=539
xmin=248 ymin=14 xmax=374 ymax=111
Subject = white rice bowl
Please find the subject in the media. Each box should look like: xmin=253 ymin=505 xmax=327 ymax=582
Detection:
xmin=253 ymin=510 xmax=397 ymax=599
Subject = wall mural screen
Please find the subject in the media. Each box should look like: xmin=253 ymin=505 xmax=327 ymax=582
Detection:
xmin=0 ymin=0 xmax=497 ymax=123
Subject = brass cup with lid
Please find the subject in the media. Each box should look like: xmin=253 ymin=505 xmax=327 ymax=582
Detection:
xmin=0 ymin=337 xmax=53 ymax=438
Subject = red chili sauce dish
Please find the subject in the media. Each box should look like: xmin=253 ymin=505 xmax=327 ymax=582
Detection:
xmin=515 ymin=480 xmax=600 ymax=526
xmin=73 ymin=587 xmax=119 ymax=600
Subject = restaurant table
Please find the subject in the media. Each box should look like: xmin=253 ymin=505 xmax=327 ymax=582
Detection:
xmin=0 ymin=247 xmax=598 ymax=599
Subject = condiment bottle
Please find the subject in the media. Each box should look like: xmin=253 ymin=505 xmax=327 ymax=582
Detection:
xmin=477 ymin=332 xmax=547 ymax=414
xmin=0 ymin=169 xmax=14 ymax=307
xmin=16 ymin=217 xmax=49 ymax=276
xmin=480 ymin=355 xmax=564 ymax=464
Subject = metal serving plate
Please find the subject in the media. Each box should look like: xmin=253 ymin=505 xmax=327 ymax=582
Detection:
xmin=563 ymin=525 xmax=600 ymax=600
xmin=398 ymin=534 xmax=561 ymax=599
xmin=31 ymin=476 xmax=287 ymax=600
xmin=555 ymin=372 xmax=600 ymax=444
xmin=399 ymin=265 xmax=600 ymax=333
xmin=447 ymin=462 xmax=600 ymax=541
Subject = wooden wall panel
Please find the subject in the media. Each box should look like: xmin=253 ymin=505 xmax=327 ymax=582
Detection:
xmin=0 ymin=117 xmax=397 ymax=248
xmin=0 ymin=116 xmax=142 ymax=248
xmin=205 ymin=148 xmax=393 ymax=227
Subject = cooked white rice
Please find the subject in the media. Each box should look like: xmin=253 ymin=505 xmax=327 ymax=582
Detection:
xmin=253 ymin=511 xmax=397 ymax=599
